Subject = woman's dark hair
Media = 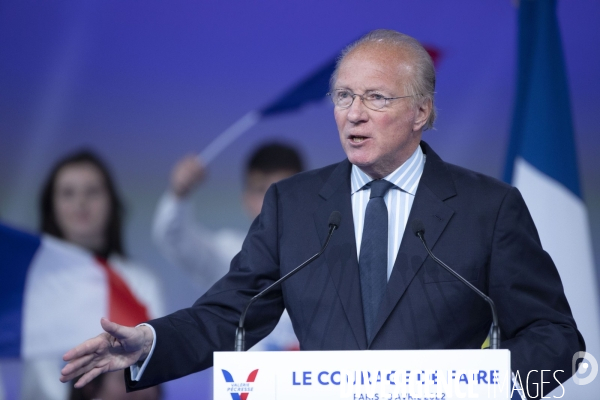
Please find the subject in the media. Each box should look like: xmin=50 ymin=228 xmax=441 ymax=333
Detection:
xmin=39 ymin=150 xmax=125 ymax=256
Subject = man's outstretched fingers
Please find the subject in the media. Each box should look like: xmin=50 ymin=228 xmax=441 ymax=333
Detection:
xmin=73 ymin=365 xmax=107 ymax=389
xmin=62 ymin=333 xmax=108 ymax=362
xmin=60 ymin=318 xmax=147 ymax=386
xmin=60 ymin=352 xmax=99 ymax=382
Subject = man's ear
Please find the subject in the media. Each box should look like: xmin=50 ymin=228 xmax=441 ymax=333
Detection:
xmin=413 ymin=98 xmax=432 ymax=131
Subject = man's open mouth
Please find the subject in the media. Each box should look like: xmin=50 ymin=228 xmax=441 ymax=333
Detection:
xmin=350 ymin=135 xmax=368 ymax=143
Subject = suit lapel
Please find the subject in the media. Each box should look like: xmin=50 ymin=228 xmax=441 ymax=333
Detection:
xmin=314 ymin=160 xmax=368 ymax=349
xmin=370 ymin=142 xmax=457 ymax=346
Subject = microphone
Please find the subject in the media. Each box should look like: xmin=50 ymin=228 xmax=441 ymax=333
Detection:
xmin=411 ymin=219 xmax=501 ymax=350
xmin=234 ymin=211 xmax=342 ymax=351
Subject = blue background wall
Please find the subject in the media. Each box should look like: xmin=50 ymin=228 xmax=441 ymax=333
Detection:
xmin=1 ymin=1 xmax=598 ymax=398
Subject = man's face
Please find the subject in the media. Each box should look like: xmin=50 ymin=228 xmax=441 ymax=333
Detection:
xmin=333 ymin=44 xmax=430 ymax=179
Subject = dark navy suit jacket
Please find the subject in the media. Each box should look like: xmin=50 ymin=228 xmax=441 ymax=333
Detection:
xmin=128 ymin=142 xmax=584 ymax=398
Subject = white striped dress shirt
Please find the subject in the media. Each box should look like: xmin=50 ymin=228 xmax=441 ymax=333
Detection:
xmin=351 ymin=146 xmax=426 ymax=280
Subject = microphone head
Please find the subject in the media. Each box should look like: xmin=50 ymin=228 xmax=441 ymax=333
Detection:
xmin=411 ymin=219 xmax=425 ymax=237
xmin=328 ymin=211 xmax=342 ymax=229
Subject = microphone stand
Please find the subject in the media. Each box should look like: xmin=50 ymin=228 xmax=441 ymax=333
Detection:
xmin=235 ymin=213 xmax=340 ymax=351
xmin=414 ymin=224 xmax=501 ymax=350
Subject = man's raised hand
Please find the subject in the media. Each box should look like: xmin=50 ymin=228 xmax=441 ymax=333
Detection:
xmin=60 ymin=318 xmax=154 ymax=388
xmin=171 ymin=155 xmax=206 ymax=198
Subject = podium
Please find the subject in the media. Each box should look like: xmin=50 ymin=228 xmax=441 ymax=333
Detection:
xmin=214 ymin=349 xmax=512 ymax=399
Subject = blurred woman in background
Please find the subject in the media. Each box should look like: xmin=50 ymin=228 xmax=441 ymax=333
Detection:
xmin=23 ymin=150 xmax=163 ymax=400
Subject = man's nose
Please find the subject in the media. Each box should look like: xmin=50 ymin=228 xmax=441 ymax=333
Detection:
xmin=346 ymin=95 xmax=368 ymax=123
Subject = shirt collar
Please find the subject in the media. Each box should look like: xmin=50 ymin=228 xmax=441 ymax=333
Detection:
xmin=350 ymin=145 xmax=425 ymax=195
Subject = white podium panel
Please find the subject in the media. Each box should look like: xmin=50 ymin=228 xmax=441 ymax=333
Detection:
xmin=214 ymin=349 xmax=511 ymax=400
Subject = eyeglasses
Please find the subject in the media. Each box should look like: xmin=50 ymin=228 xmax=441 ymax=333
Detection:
xmin=327 ymin=89 xmax=413 ymax=111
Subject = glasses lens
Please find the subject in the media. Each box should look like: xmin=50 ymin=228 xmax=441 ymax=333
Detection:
xmin=362 ymin=93 xmax=387 ymax=110
xmin=334 ymin=90 xmax=353 ymax=108
xmin=368 ymin=97 xmax=385 ymax=110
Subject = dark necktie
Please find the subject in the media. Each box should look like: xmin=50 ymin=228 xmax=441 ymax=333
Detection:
xmin=359 ymin=179 xmax=394 ymax=342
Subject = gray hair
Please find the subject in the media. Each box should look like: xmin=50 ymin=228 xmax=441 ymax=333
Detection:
xmin=330 ymin=29 xmax=437 ymax=131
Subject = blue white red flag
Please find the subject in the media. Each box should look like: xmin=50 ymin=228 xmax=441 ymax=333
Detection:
xmin=0 ymin=223 xmax=150 ymax=359
xmin=505 ymin=0 xmax=600 ymax=397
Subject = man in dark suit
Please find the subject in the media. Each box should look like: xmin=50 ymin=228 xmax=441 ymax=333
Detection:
xmin=60 ymin=30 xmax=584 ymax=399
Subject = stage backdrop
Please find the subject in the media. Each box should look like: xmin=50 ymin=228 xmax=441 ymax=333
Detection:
xmin=1 ymin=1 xmax=599 ymax=399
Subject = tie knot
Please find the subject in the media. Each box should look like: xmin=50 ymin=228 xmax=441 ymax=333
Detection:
xmin=368 ymin=179 xmax=394 ymax=199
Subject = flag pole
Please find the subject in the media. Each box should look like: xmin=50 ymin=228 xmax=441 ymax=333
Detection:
xmin=197 ymin=111 xmax=261 ymax=164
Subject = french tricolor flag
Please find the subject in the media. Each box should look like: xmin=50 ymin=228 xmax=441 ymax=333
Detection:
xmin=0 ymin=223 xmax=152 ymax=359
xmin=505 ymin=0 xmax=600 ymax=397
